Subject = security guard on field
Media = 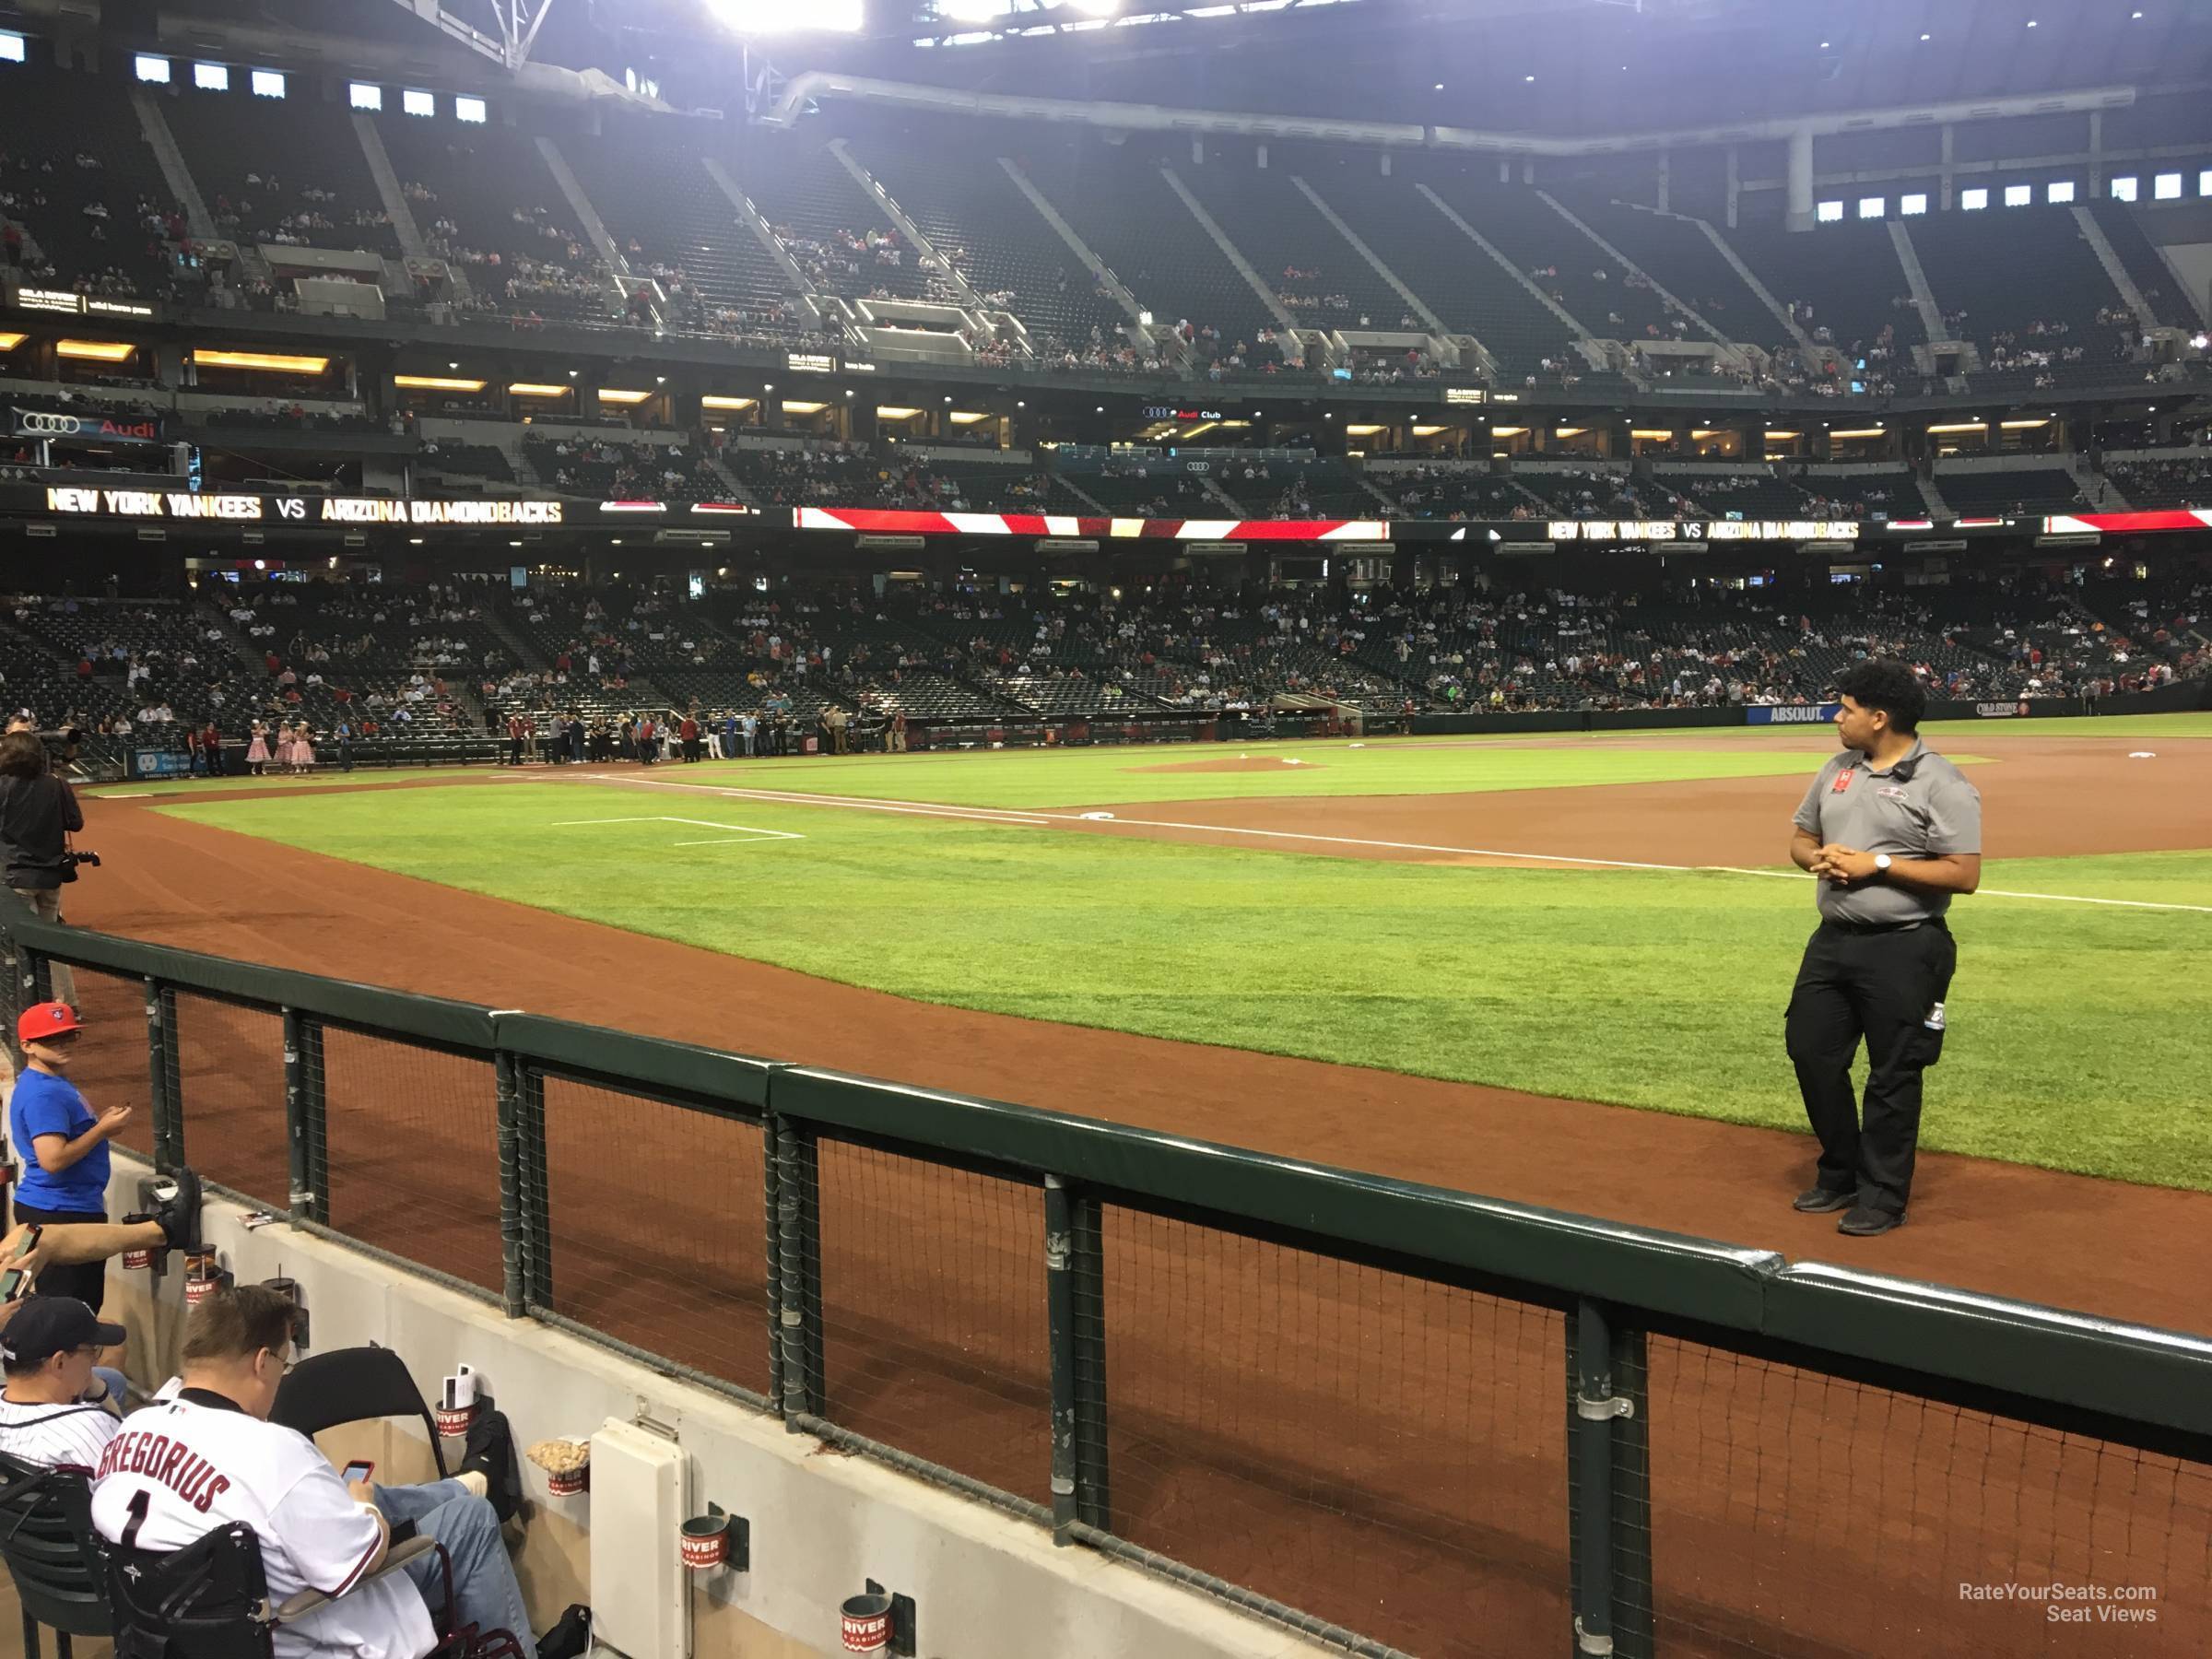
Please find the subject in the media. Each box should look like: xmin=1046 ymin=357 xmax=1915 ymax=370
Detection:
xmin=1785 ymin=660 xmax=1983 ymax=1237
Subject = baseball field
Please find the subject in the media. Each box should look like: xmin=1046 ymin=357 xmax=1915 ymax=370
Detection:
xmin=87 ymin=712 xmax=2212 ymax=1200
xmin=55 ymin=712 xmax=2212 ymax=1657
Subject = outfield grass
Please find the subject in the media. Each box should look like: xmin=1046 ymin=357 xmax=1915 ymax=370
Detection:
xmin=154 ymin=775 xmax=2212 ymax=1193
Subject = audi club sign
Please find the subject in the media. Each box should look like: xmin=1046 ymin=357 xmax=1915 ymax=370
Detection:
xmin=11 ymin=406 xmax=165 ymax=445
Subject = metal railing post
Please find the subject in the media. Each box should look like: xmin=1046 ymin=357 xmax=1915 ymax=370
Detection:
xmin=144 ymin=977 xmax=178 ymax=1173
xmin=282 ymin=1009 xmax=312 ymax=1222
xmin=1069 ymin=1186 xmax=1112 ymax=1532
xmin=1044 ymin=1175 xmax=1079 ymax=1543
xmin=763 ymin=1112 xmax=783 ymax=1412
xmin=771 ymin=1112 xmax=825 ymax=1426
xmin=494 ymin=1052 xmax=526 ymax=1319
xmin=516 ymin=1064 xmax=553 ymax=1310
xmin=291 ymin=1014 xmax=330 ymax=1225
xmin=1568 ymin=1298 xmax=1652 ymax=1659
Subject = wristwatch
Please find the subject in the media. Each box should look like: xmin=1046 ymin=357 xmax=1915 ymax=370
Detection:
xmin=1873 ymin=853 xmax=1893 ymax=876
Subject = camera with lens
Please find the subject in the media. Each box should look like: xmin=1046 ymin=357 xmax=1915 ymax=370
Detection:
xmin=60 ymin=849 xmax=101 ymax=878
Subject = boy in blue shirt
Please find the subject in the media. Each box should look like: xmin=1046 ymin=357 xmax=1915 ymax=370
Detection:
xmin=9 ymin=1001 xmax=133 ymax=1312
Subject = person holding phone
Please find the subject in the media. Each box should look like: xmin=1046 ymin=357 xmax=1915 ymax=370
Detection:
xmin=8 ymin=1001 xmax=132 ymax=1312
xmin=91 ymin=1285 xmax=549 ymax=1659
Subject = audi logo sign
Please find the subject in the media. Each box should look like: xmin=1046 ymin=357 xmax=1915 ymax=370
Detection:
xmin=10 ymin=406 xmax=164 ymax=444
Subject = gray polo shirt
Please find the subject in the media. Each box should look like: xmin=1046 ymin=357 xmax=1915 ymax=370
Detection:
xmin=1792 ymin=738 xmax=1982 ymax=924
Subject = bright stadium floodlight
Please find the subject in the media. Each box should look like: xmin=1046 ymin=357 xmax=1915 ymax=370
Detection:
xmin=941 ymin=0 xmax=1010 ymax=18
xmin=705 ymin=0 xmax=863 ymax=30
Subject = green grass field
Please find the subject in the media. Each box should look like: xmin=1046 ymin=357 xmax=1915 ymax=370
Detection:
xmin=143 ymin=718 xmax=2212 ymax=1193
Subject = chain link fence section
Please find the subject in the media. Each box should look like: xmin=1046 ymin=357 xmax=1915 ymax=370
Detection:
xmin=159 ymin=991 xmax=288 ymax=1207
xmin=810 ymin=1138 xmax=1051 ymax=1507
xmin=535 ymin=1074 xmax=771 ymax=1397
xmin=312 ymin=1025 xmax=502 ymax=1296
xmin=1093 ymin=1206 xmax=1570 ymax=1658
xmin=49 ymin=963 xmax=158 ymax=1165
xmin=1643 ymin=1336 xmax=2212 ymax=1657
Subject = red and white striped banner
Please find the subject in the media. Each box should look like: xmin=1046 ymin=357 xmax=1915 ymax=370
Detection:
xmin=791 ymin=507 xmax=1387 ymax=540
xmin=2041 ymin=510 xmax=2212 ymax=535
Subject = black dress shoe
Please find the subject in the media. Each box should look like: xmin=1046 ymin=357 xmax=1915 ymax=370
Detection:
xmin=1837 ymin=1206 xmax=1905 ymax=1237
xmin=1793 ymin=1185 xmax=1858 ymax=1213
xmin=147 ymin=1167 xmax=204 ymax=1252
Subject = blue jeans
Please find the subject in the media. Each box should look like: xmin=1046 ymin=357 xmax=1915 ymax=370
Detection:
xmin=88 ymin=1366 xmax=129 ymax=1412
xmin=373 ymin=1479 xmax=532 ymax=1644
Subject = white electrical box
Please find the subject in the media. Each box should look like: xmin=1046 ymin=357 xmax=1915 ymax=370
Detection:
xmin=587 ymin=1418 xmax=691 ymax=1657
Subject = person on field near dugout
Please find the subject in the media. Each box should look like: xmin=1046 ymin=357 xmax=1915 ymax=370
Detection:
xmin=1785 ymin=659 xmax=1982 ymax=1239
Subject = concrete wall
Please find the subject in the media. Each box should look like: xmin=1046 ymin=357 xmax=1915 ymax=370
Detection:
xmin=97 ymin=1156 xmax=1326 ymax=1659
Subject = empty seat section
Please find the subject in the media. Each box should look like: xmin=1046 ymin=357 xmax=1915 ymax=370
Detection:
xmin=745 ymin=136 xmax=937 ymax=303
xmin=1933 ymin=467 xmax=2086 ymax=514
xmin=0 ymin=68 xmax=184 ymax=296
xmin=2087 ymin=202 xmax=2204 ymax=329
xmin=1037 ymin=152 xmax=1280 ymax=354
xmin=1728 ymin=222 xmax=1924 ymax=359
xmin=1561 ymin=200 xmax=1771 ymax=341
xmin=1312 ymin=178 xmax=1579 ymax=377
xmin=1370 ymin=467 xmax=1543 ymax=518
xmin=1660 ymin=471 xmax=1806 ymax=516
xmin=853 ymin=132 xmax=1128 ymax=354
xmin=1909 ymin=208 xmax=2126 ymax=391
xmin=165 ymin=87 xmax=402 ymax=256
xmin=526 ymin=437 xmax=721 ymax=502
xmin=1792 ymin=470 xmax=1924 ymax=519
xmin=377 ymin=119 xmax=616 ymax=325
xmin=564 ymin=135 xmax=810 ymax=339
xmin=1182 ymin=165 xmax=1406 ymax=331
xmin=1427 ymin=180 xmax=1669 ymax=341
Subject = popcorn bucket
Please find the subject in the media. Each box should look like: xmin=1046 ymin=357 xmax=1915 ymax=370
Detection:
xmin=432 ymin=1402 xmax=477 ymax=1439
xmin=546 ymin=1459 xmax=588 ymax=1498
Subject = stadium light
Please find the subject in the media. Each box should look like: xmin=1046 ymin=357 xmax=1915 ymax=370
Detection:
xmin=195 ymin=349 xmax=332 ymax=373
xmin=54 ymin=340 xmax=137 ymax=361
xmin=941 ymin=0 xmax=1011 ymax=18
xmin=705 ymin=0 xmax=862 ymax=31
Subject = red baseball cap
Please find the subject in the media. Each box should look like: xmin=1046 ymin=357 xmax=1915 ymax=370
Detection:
xmin=17 ymin=1002 xmax=84 ymax=1045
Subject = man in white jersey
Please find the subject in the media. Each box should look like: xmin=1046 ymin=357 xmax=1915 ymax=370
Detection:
xmin=0 ymin=1295 xmax=127 ymax=1470
xmin=91 ymin=1285 xmax=534 ymax=1659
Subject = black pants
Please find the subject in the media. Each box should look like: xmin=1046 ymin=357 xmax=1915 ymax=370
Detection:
xmin=1785 ymin=920 xmax=1956 ymax=1216
xmin=13 ymin=1201 xmax=110 ymax=1312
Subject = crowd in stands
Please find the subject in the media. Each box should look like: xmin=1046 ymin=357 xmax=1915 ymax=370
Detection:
xmin=3 ymin=565 xmax=2203 ymax=775
xmin=524 ymin=435 xmax=721 ymax=502
xmin=2106 ymin=453 xmax=2212 ymax=508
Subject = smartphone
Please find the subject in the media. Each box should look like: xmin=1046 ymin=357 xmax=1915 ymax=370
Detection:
xmin=340 ymin=1460 xmax=375 ymax=1486
xmin=0 ymin=1225 xmax=42 ymax=1300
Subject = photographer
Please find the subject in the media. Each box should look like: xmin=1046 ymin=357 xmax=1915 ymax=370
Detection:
xmin=0 ymin=729 xmax=83 ymax=1008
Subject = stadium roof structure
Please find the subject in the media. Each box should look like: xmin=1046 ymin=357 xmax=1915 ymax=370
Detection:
xmin=111 ymin=0 xmax=2212 ymax=137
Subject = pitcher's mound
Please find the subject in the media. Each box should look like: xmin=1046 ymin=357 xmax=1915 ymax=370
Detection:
xmin=1129 ymin=757 xmax=1327 ymax=774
